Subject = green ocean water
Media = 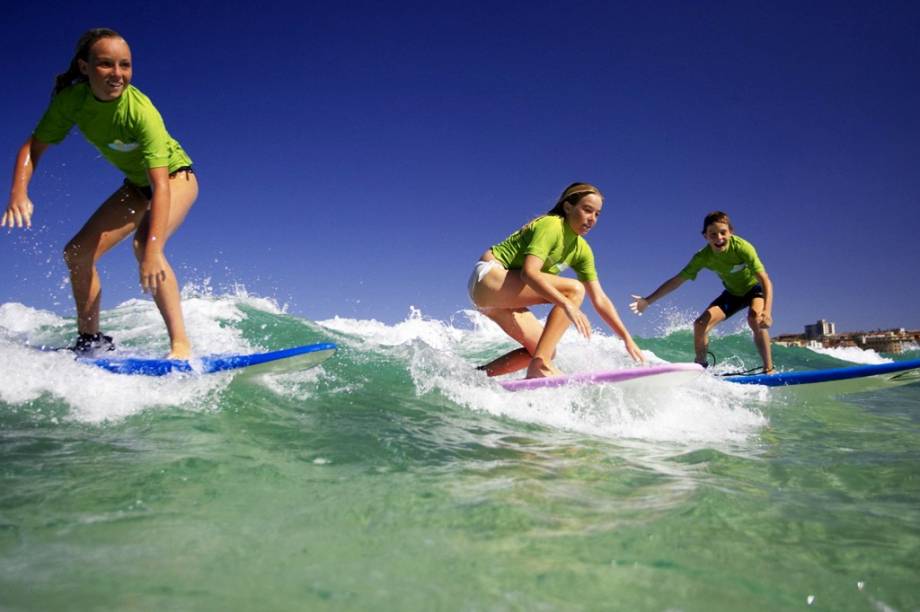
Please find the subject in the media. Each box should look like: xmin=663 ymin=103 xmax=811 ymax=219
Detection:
xmin=1 ymin=294 xmax=918 ymax=611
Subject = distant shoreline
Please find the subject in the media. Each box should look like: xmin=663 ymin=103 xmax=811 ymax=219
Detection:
xmin=775 ymin=328 xmax=920 ymax=354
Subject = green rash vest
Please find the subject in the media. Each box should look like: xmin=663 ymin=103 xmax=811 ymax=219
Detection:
xmin=678 ymin=234 xmax=766 ymax=296
xmin=33 ymin=83 xmax=192 ymax=187
xmin=491 ymin=215 xmax=598 ymax=282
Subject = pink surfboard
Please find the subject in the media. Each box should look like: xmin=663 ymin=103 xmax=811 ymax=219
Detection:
xmin=499 ymin=362 xmax=704 ymax=391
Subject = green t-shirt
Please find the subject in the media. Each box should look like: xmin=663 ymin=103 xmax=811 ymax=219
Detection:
xmin=33 ymin=83 xmax=192 ymax=187
xmin=491 ymin=215 xmax=598 ymax=281
xmin=679 ymin=235 xmax=765 ymax=296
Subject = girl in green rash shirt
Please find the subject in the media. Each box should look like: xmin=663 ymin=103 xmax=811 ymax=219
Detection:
xmin=468 ymin=182 xmax=645 ymax=379
xmin=629 ymin=211 xmax=774 ymax=373
xmin=2 ymin=28 xmax=198 ymax=359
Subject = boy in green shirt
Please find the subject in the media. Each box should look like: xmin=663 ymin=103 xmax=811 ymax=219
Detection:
xmin=630 ymin=211 xmax=774 ymax=372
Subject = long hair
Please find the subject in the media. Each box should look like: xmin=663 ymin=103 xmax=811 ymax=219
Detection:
xmin=52 ymin=28 xmax=122 ymax=96
xmin=546 ymin=182 xmax=603 ymax=217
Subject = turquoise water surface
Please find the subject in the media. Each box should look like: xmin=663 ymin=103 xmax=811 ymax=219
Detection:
xmin=1 ymin=294 xmax=918 ymax=611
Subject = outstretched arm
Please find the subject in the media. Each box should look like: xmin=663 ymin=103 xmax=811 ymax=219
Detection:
xmin=585 ymin=280 xmax=645 ymax=363
xmin=3 ymin=137 xmax=50 ymax=229
xmin=629 ymin=274 xmax=687 ymax=315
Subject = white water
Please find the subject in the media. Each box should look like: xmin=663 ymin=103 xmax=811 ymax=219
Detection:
xmin=2 ymin=297 xmax=769 ymax=443
xmin=322 ymin=307 xmax=769 ymax=445
xmin=807 ymin=344 xmax=893 ymax=365
xmin=0 ymin=290 xmax=292 ymax=424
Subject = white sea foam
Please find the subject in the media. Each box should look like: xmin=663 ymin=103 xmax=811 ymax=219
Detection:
xmin=2 ymin=297 xmax=770 ymax=440
xmin=0 ymin=337 xmax=225 ymax=423
xmin=323 ymin=307 xmax=768 ymax=445
xmin=807 ymin=344 xmax=893 ymax=365
xmin=655 ymin=304 xmax=749 ymax=338
xmin=319 ymin=306 xmax=466 ymax=351
xmin=0 ymin=291 xmax=277 ymax=424
xmin=0 ymin=302 xmax=64 ymax=339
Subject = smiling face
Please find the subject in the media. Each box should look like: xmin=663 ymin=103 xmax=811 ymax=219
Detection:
xmin=704 ymin=221 xmax=733 ymax=252
xmin=78 ymin=36 xmax=132 ymax=101
xmin=563 ymin=193 xmax=603 ymax=236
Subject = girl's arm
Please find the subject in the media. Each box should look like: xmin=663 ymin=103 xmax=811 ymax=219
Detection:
xmin=756 ymin=270 xmax=773 ymax=328
xmin=520 ymin=254 xmax=592 ymax=339
xmin=585 ymin=280 xmax=645 ymax=363
xmin=629 ymin=274 xmax=687 ymax=315
xmin=3 ymin=137 xmax=50 ymax=228
xmin=138 ymin=165 xmax=171 ymax=294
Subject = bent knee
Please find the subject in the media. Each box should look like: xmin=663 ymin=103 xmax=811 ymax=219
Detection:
xmin=562 ymin=282 xmax=586 ymax=304
xmin=694 ymin=313 xmax=719 ymax=334
xmin=63 ymin=240 xmax=91 ymax=268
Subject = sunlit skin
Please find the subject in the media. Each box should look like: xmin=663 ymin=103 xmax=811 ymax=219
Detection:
xmin=78 ymin=37 xmax=133 ymax=101
xmin=470 ymin=192 xmax=644 ymax=379
xmin=2 ymin=34 xmax=197 ymax=359
xmin=704 ymin=221 xmax=732 ymax=253
xmin=629 ymin=219 xmax=774 ymax=372
xmin=566 ymin=193 xmax=601 ymax=236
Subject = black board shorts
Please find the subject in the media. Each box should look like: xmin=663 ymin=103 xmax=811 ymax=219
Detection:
xmin=709 ymin=283 xmax=765 ymax=318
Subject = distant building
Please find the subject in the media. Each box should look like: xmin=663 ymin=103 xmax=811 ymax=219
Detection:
xmin=777 ymin=322 xmax=918 ymax=354
xmin=805 ymin=319 xmax=836 ymax=339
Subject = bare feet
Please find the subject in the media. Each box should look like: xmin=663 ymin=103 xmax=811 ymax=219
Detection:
xmin=167 ymin=340 xmax=192 ymax=360
xmin=525 ymin=357 xmax=561 ymax=379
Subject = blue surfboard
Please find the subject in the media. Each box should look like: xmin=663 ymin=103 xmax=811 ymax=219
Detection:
xmin=76 ymin=342 xmax=337 ymax=376
xmin=725 ymin=358 xmax=920 ymax=387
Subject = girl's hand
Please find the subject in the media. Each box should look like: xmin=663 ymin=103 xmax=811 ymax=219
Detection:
xmin=758 ymin=312 xmax=773 ymax=329
xmin=563 ymin=300 xmax=592 ymax=339
xmin=629 ymin=295 xmax=648 ymax=315
xmin=2 ymin=195 xmax=34 ymax=228
xmin=139 ymin=251 xmax=168 ymax=295
xmin=625 ymin=337 xmax=645 ymax=363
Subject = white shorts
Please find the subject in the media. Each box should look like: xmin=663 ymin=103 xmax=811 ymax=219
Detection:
xmin=467 ymin=259 xmax=502 ymax=304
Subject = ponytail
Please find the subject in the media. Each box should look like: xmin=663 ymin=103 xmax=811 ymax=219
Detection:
xmin=52 ymin=28 xmax=122 ymax=96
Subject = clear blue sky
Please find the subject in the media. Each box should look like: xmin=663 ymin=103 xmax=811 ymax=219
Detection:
xmin=2 ymin=1 xmax=918 ymax=336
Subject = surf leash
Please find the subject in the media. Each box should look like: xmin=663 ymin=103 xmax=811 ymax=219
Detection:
xmin=716 ymin=365 xmax=772 ymax=377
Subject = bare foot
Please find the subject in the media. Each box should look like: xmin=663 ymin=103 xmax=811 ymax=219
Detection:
xmin=525 ymin=357 xmax=561 ymax=379
xmin=167 ymin=340 xmax=192 ymax=360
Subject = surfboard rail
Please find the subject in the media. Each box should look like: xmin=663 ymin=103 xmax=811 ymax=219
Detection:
xmin=77 ymin=342 xmax=337 ymax=376
xmin=724 ymin=358 xmax=920 ymax=387
xmin=499 ymin=362 xmax=704 ymax=391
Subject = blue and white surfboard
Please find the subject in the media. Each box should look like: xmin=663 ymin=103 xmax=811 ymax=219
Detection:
xmin=77 ymin=342 xmax=337 ymax=376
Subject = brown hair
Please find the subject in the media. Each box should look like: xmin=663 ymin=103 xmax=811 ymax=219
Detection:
xmin=547 ymin=182 xmax=603 ymax=217
xmin=701 ymin=211 xmax=733 ymax=234
xmin=52 ymin=28 xmax=123 ymax=96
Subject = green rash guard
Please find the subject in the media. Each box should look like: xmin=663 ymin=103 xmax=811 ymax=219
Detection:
xmin=491 ymin=215 xmax=598 ymax=281
xmin=33 ymin=83 xmax=192 ymax=187
xmin=678 ymin=234 xmax=766 ymax=296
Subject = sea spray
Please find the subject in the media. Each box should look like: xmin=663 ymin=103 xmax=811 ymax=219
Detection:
xmin=2 ymin=290 xmax=918 ymax=610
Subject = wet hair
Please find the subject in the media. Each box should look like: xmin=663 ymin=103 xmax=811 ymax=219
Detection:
xmin=701 ymin=211 xmax=733 ymax=234
xmin=546 ymin=182 xmax=603 ymax=217
xmin=52 ymin=28 xmax=123 ymax=96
